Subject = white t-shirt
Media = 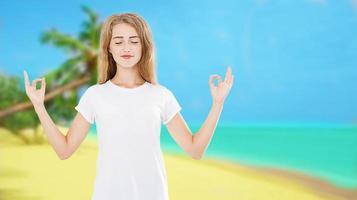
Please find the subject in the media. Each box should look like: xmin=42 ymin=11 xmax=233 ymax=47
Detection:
xmin=74 ymin=79 xmax=182 ymax=200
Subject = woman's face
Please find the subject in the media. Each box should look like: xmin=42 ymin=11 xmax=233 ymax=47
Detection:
xmin=109 ymin=23 xmax=142 ymax=69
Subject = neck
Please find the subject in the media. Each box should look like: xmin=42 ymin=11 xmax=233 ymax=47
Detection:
xmin=111 ymin=64 xmax=145 ymax=87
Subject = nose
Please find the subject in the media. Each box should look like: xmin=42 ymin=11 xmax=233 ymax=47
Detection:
xmin=122 ymin=41 xmax=131 ymax=52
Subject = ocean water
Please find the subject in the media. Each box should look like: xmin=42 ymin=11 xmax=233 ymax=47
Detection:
xmin=88 ymin=124 xmax=357 ymax=189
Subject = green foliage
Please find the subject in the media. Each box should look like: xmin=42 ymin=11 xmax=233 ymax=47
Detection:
xmin=79 ymin=5 xmax=102 ymax=49
xmin=45 ymin=56 xmax=83 ymax=89
xmin=0 ymin=74 xmax=24 ymax=107
xmin=1 ymin=6 xmax=102 ymax=143
xmin=0 ymin=73 xmax=38 ymax=133
xmin=40 ymin=28 xmax=91 ymax=55
xmin=47 ymin=89 xmax=78 ymax=127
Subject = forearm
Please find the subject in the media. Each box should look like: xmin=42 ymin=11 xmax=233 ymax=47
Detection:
xmin=34 ymin=104 xmax=68 ymax=159
xmin=192 ymin=102 xmax=224 ymax=159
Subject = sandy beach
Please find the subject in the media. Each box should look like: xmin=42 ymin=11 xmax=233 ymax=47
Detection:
xmin=0 ymin=126 xmax=356 ymax=200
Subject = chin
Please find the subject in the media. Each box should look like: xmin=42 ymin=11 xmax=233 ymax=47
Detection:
xmin=117 ymin=62 xmax=139 ymax=68
xmin=113 ymin=57 xmax=140 ymax=69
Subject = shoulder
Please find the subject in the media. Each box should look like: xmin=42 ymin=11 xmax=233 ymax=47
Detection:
xmin=79 ymin=83 xmax=105 ymax=98
xmin=87 ymin=82 xmax=107 ymax=92
xmin=146 ymin=82 xmax=172 ymax=96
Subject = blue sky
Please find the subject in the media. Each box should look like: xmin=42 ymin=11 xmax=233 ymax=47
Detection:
xmin=1 ymin=0 xmax=357 ymax=125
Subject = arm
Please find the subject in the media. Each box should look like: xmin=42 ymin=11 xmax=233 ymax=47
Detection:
xmin=166 ymin=66 xmax=234 ymax=160
xmin=24 ymin=70 xmax=91 ymax=160
xmin=34 ymin=105 xmax=91 ymax=160
xmin=166 ymin=102 xmax=223 ymax=160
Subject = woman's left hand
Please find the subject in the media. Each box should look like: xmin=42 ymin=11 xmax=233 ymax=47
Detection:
xmin=209 ymin=66 xmax=234 ymax=105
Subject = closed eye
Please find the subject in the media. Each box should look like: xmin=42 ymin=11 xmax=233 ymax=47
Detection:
xmin=115 ymin=41 xmax=139 ymax=44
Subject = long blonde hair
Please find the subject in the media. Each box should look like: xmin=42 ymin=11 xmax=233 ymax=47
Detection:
xmin=97 ymin=13 xmax=158 ymax=85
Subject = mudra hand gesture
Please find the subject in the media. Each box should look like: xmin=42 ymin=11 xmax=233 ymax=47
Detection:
xmin=23 ymin=70 xmax=46 ymax=107
xmin=209 ymin=66 xmax=234 ymax=105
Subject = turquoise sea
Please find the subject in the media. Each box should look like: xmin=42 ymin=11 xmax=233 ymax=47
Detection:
xmin=88 ymin=124 xmax=357 ymax=189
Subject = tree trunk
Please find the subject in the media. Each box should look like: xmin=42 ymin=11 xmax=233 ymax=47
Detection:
xmin=0 ymin=75 xmax=91 ymax=119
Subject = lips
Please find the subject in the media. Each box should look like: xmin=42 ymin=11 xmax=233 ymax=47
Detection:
xmin=121 ymin=55 xmax=133 ymax=59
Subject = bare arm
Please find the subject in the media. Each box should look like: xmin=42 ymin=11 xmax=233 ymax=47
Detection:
xmin=166 ymin=102 xmax=223 ymax=159
xmin=34 ymin=105 xmax=91 ymax=160
xmin=24 ymin=70 xmax=91 ymax=160
xmin=166 ymin=66 xmax=234 ymax=160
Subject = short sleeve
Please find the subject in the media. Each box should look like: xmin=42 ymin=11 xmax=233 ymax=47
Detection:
xmin=75 ymin=87 xmax=95 ymax=124
xmin=162 ymin=88 xmax=182 ymax=125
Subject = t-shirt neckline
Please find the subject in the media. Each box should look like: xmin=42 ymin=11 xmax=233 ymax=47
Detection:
xmin=108 ymin=79 xmax=148 ymax=91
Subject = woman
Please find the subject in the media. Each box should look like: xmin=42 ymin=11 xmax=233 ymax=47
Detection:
xmin=23 ymin=13 xmax=234 ymax=200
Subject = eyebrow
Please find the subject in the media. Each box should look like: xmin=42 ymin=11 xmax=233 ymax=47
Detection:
xmin=112 ymin=36 xmax=139 ymax=39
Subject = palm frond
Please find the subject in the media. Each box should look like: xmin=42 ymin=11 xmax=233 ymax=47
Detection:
xmin=45 ymin=56 xmax=84 ymax=89
xmin=79 ymin=5 xmax=101 ymax=49
xmin=40 ymin=28 xmax=92 ymax=54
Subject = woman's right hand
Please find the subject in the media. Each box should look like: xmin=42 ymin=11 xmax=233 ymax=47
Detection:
xmin=23 ymin=70 xmax=46 ymax=107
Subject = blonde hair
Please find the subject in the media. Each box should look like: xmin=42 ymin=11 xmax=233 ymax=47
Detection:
xmin=97 ymin=13 xmax=158 ymax=85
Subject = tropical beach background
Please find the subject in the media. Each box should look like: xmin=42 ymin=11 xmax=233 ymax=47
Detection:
xmin=1 ymin=0 xmax=357 ymax=200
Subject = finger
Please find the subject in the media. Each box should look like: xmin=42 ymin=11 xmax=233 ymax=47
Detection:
xmin=210 ymin=74 xmax=223 ymax=87
xmin=228 ymin=67 xmax=233 ymax=84
xmin=217 ymin=76 xmax=223 ymax=86
xmin=224 ymin=66 xmax=232 ymax=83
xmin=23 ymin=70 xmax=30 ymax=89
xmin=209 ymin=74 xmax=220 ymax=88
xmin=223 ymin=66 xmax=230 ymax=83
xmin=40 ymin=77 xmax=46 ymax=92
xmin=32 ymin=78 xmax=43 ymax=88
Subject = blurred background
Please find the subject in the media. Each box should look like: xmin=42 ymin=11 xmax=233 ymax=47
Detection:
xmin=1 ymin=0 xmax=356 ymax=200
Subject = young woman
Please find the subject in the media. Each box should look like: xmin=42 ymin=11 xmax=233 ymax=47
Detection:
xmin=23 ymin=13 xmax=234 ymax=200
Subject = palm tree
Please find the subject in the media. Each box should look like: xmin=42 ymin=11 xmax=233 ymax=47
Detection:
xmin=0 ymin=5 xmax=101 ymax=143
